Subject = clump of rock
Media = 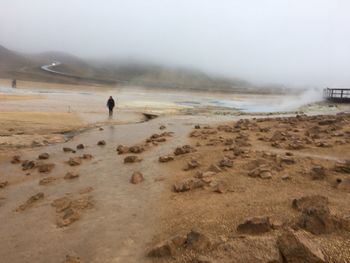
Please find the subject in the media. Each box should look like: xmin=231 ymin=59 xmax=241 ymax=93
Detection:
xmin=130 ymin=172 xmax=144 ymax=184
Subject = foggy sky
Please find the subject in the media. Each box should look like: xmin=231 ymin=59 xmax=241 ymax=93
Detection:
xmin=1 ymin=0 xmax=350 ymax=87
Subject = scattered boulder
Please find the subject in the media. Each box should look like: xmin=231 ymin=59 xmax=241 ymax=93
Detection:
xmin=38 ymin=152 xmax=50 ymax=160
xmin=0 ymin=181 xmax=8 ymax=188
xmin=130 ymin=172 xmax=144 ymax=184
xmin=195 ymin=124 xmax=201 ymax=129
xmin=173 ymin=178 xmax=205 ymax=192
xmin=277 ymin=229 xmax=325 ymax=263
xmin=39 ymin=177 xmax=57 ymax=185
xmin=218 ymin=158 xmax=233 ymax=168
xmin=159 ymin=155 xmax=174 ymax=163
xmin=248 ymin=165 xmax=272 ymax=179
xmin=97 ymin=140 xmax=106 ymax=146
xmin=159 ymin=125 xmax=166 ymax=130
xmin=184 ymin=159 xmax=201 ymax=171
xmin=22 ymin=160 xmax=36 ymax=170
xmin=185 ymin=230 xmax=212 ymax=251
xmin=237 ymin=216 xmax=272 ymax=235
xmin=68 ymin=157 xmax=82 ymax=166
xmin=11 ymin=155 xmax=21 ymax=164
xmin=52 ymin=197 xmax=72 ymax=213
xmin=297 ymin=204 xmax=337 ymax=235
xmin=76 ymin=144 xmax=84 ymax=150
xmin=213 ymin=181 xmax=228 ymax=193
xmin=147 ymin=234 xmax=186 ymax=257
xmin=292 ymin=195 xmax=329 ymax=211
xmin=37 ymin=163 xmax=55 ymax=173
xmin=63 ymin=147 xmax=76 ymax=153
xmin=64 ymin=172 xmax=80 ymax=180
xmin=124 ymin=155 xmax=142 ymax=163
xmin=116 ymin=145 xmax=129 ymax=154
xmin=195 ymin=171 xmax=216 ymax=179
xmin=16 ymin=192 xmax=44 ymax=211
xmin=129 ymin=145 xmax=144 ymax=154
xmin=174 ymin=145 xmax=196 ymax=155
xmin=57 ymin=208 xmax=81 ymax=227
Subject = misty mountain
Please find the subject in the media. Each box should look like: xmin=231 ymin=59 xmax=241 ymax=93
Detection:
xmin=0 ymin=44 xmax=285 ymax=93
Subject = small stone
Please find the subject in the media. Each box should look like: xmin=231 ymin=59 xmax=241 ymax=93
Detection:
xmin=173 ymin=178 xmax=204 ymax=192
xmin=64 ymin=172 xmax=80 ymax=180
xmin=130 ymin=172 xmax=144 ymax=184
xmin=237 ymin=216 xmax=272 ymax=235
xmin=22 ymin=160 xmax=36 ymax=170
xmin=38 ymin=152 xmax=50 ymax=160
xmin=68 ymin=157 xmax=82 ymax=166
xmin=185 ymin=230 xmax=212 ymax=251
xmin=124 ymin=156 xmax=141 ymax=163
xmin=116 ymin=145 xmax=129 ymax=154
xmin=11 ymin=155 xmax=21 ymax=164
xmin=39 ymin=177 xmax=57 ymax=185
xmin=159 ymin=125 xmax=166 ymax=130
xmin=213 ymin=181 xmax=227 ymax=193
xmin=76 ymin=144 xmax=84 ymax=150
xmin=159 ymin=155 xmax=174 ymax=163
xmin=0 ymin=181 xmax=9 ymax=188
xmin=37 ymin=163 xmax=55 ymax=173
xmin=16 ymin=192 xmax=44 ymax=211
xmin=97 ymin=140 xmax=106 ymax=146
xmin=63 ymin=147 xmax=76 ymax=153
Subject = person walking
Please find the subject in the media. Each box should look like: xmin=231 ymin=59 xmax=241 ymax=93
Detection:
xmin=106 ymin=96 xmax=115 ymax=117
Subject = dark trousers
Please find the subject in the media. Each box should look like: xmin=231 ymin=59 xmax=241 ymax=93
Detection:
xmin=108 ymin=107 xmax=114 ymax=116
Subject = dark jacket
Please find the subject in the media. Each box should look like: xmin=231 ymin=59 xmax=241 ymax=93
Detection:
xmin=107 ymin=98 xmax=115 ymax=109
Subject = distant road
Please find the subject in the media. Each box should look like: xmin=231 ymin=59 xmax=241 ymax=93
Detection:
xmin=40 ymin=62 xmax=127 ymax=85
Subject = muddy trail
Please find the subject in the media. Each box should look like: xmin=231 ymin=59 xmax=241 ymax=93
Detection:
xmin=0 ymin=115 xmax=236 ymax=263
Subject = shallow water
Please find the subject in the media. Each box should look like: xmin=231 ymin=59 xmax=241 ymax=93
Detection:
xmin=0 ymin=84 xmax=326 ymax=114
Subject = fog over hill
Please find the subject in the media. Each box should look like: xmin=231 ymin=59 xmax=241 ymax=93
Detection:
xmin=2 ymin=44 xmax=291 ymax=93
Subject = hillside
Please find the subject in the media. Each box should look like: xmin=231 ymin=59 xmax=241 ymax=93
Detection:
xmin=0 ymin=44 xmax=284 ymax=93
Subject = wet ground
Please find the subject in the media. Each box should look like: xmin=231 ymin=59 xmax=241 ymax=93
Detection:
xmin=0 ymin=114 xmax=239 ymax=263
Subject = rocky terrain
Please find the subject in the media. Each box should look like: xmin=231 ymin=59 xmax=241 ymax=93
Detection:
xmin=149 ymin=113 xmax=350 ymax=263
xmin=0 ymin=113 xmax=349 ymax=262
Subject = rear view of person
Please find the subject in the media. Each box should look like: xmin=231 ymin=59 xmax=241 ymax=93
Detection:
xmin=107 ymin=96 xmax=115 ymax=117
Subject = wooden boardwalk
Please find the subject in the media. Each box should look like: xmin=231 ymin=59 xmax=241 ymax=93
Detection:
xmin=323 ymin=88 xmax=350 ymax=103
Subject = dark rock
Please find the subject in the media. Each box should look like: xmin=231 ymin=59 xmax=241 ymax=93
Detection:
xmin=38 ymin=152 xmax=50 ymax=160
xmin=68 ymin=157 xmax=82 ymax=166
xmin=292 ymin=195 xmax=329 ymax=211
xmin=76 ymin=144 xmax=84 ymax=150
xmin=174 ymin=145 xmax=196 ymax=155
xmin=11 ymin=155 xmax=21 ymax=164
xmin=97 ymin=140 xmax=106 ymax=146
xmin=185 ymin=230 xmax=212 ymax=251
xmin=0 ymin=181 xmax=8 ymax=188
xmin=22 ymin=160 xmax=36 ymax=170
xmin=124 ymin=155 xmax=141 ymax=163
xmin=116 ymin=145 xmax=129 ymax=154
xmin=159 ymin=155 xmax=174 ymax=163
xmin=63 ymin=147 xmax=76 ymax=153
xmin=277 ymin=229 xmax=325 ymax=263
xmin=237 ymin=216 xmax=272 ymax=235
xmin=37 ymin=162 xmax=55 ymax=173
xmin=173 ymin=178 xmax=204 ymax=192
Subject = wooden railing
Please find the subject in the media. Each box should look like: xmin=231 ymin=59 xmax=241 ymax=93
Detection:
xmin=323 ymin=88 xmax=350 ymax=102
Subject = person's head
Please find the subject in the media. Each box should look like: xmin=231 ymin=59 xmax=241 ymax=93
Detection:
xmin=109 ymin=96 xmax=113 ymax=99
